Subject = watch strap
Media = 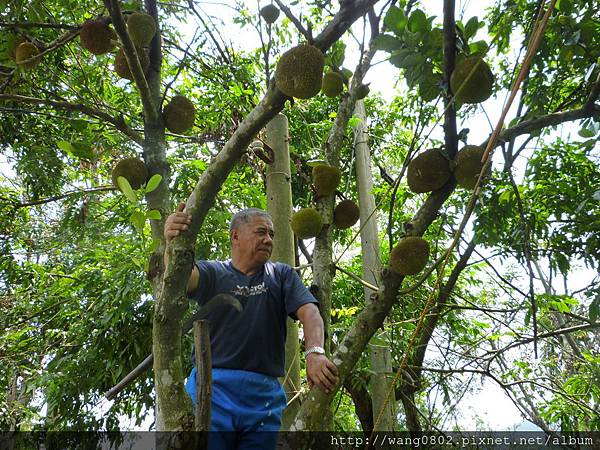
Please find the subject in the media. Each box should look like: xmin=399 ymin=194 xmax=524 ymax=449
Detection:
xmin=304 ymin=346 xmax=325 ymax=357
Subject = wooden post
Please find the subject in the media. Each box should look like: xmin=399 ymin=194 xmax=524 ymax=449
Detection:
xmin=265 ymin=113 xmax=301 ymax=430
xmin=369 ymin=344 xmax=396 ymax=431
xmin=354 ymin=99 xmax=396 ymax=431
xmin=193 ymin=320 xmax=212 ymax=444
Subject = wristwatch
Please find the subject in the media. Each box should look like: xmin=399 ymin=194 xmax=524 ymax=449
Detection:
xmin=304 ymin=346 xmax=325 ymax=357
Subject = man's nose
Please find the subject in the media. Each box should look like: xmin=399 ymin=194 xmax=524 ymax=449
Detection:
xmin=264 ymin=234 xmax=273 ymax=244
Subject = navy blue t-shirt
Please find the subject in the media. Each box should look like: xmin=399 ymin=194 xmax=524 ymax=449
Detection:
xmin=189 ymin=260 xmax=318 ymax=377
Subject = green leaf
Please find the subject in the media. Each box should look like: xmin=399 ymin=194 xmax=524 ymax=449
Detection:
xmin=464 ymin=16 xmax=479 ymax=40
xmin=146 ymin=174 xmax=162 ymax=193
xmin=146 ymin=209 xmax=161 ymax=220
xmin=578 ymin=127 xmax=596 ymax=138
xmin=383 ymin=6 xmax=407 ymax=35
xmin=372 ymin=34 xmax=403 ymax=52
xmin=328 ymin=41 xmax=346 ymax=68
xmin=57 ymin=141 xmax=93 ymax=159
xmin=149 ymin=238 xmax=160 ymax=252
xmin=468 ymin=40 xmax=489 ymax=56
xmin=70 ymin=119 xmax=89 ymax=132
xmin=408 ymin=9 xmax=428 ymax=33
xmin=130 ymin=210 xmax=146 ymax=233
xmin=348 ymin=116 xmax=362 ymax=128
xmin=389 ymin=49 xmax=412 ymax=68
xmin=57 ymin=140 xmax=74 ymax=154
xmin=117 ymin=176 xmax=138 ymax=205
xmin=71 ymin=142 xmax=94 ymax=159
xmin=556 ymin=0 xmax=572 ymax=13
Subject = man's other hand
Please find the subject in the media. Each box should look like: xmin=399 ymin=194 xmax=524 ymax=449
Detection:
xmin=306 ymin=353 xmax=338 ymax=394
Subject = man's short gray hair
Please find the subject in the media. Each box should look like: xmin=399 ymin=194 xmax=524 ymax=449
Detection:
xmin=229 ymin=208 xmax=272 ymax=233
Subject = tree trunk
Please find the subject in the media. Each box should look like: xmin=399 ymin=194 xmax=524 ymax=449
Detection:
xmin=265 ymin=114 xmax=301 ymax=430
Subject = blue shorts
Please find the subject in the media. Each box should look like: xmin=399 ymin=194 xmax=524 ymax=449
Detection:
xmin=185 ymin=367 xmax=287 ymax=450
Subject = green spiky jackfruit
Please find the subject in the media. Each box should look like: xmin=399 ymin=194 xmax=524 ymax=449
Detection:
xmin=114 ymin=47 xmax=149 ymax=80
xmin=312 ymin=164 xmax=341 ymax=197
xmin=291 ymin=208 xmax=323 ymax=239
xmin=8 ymin=35 xmax=26 ymax=60
xmin=163 ymin=95 xmax=196 ymax=134
xmin=321 ymin=72 xmax=344 ymax=97
xmin=355 ymin=84 xmax=370 ymax=99
xmin=127 ymin=12 xmax=156 ymax=47
xmin=333 ymin=199 xmax=360 ymax=229
xmin=450 ymin=56 xmax=494 ymax=104
xmin=15 ymin=42 xmax=40 ymax=69
xmin=260 ymin=4 xmax=280 ymax=24
xmin=275 ymin=44 xmax=324 ymax=99
xmin=111 ymin=158 xmax=148 ymax=190
xmin=80 ymin=20 xmax=114 ymax=55
xmin=407 ymin=149 xmax=452 ymax=193
xmin=454 ymin=145 xmax=489 ymax=189
xmin=390 ymin=236 xmax=430 ymax=275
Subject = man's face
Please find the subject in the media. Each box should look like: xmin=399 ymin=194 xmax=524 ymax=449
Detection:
xmin=232 ymin=216 xmax=274 ymax=267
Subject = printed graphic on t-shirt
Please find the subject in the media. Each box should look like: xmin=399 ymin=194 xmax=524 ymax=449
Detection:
xmin=231 ymin=281 xmax=268 ymax=297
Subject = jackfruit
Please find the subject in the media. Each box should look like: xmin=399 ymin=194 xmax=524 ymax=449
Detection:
xmin=15 ymin=42 xmax=40 ymax=69
xmin=450 ymin=56 xmax=494 ymax=104
xmin=312 ymin=164 xmax=341 ymax=197
xmin=260 ymin=4 xmax=280 ymax=24
xmin=321 ymin=72 xmax=344 ymax=97
xmin=114 ymin=47 xmax=149 ymax=80
xmin=80 ymin=20 xmax=114 ymax=55
xmin=333 ymin=199 xmax=360 ymax=229
xmin=275 ymin=44 xmax=324 ymax=99
xmin=355 ymin=84 xmax=370 ymax=99
xmin=163 ymin=95 xmax=196 ymax=134
xmin=407 ymin=149 xmax=451 ymax=193
xmin=390 ymin=236 xmax=430 ymax=275
xmin=127 ymin=12 xmax=156 ymax=47
xmin=8 ymin=35 xmax=26 ymax=60
xmin=111 ymin=158 xmax=148 ymax=190
xmin=291 ymin=208 xmax=323 ymax=239
xmin=454 ymin=145 xmax=488 ymax=189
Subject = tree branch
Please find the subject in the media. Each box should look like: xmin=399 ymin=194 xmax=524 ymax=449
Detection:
xmin=0 ymin=94 xmax=143 ymax=145
xmin=584 ymin=68 xmax=600 ymax=112
xmin=487 ymin=322 xmax=600 ymax=363
xmin=443 ymin=0 xmax=458 ymax=159
xmin=0 ymin=21 xmax=79 ymax=30
xmin=272 ymin=0 xmax=313 ymax=42
xmin=9 ymin=186 xmax=115 ymax=208
xmin=487 ymin=105 xmax=600 ymax=147
xmin=107 ymin=0 xmax=158 ymax=122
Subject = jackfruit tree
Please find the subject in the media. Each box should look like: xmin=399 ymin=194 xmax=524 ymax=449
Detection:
xmin=1 ymin=0 xmax=599 ymax=441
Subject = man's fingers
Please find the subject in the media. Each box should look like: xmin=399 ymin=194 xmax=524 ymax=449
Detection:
xmin=170 ymin=214 xmax=191 ymax=225
xmin=327 ymin=360 xmax=339 ymax=375
xmin=323 ymin=366 xmax=338 ymax=384
xmin=176 ymin=201 xmax=186 ymax=212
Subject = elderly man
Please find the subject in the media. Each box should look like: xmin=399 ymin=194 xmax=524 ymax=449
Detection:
xmin=164 ymin=203 xmax=338 ymax=449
